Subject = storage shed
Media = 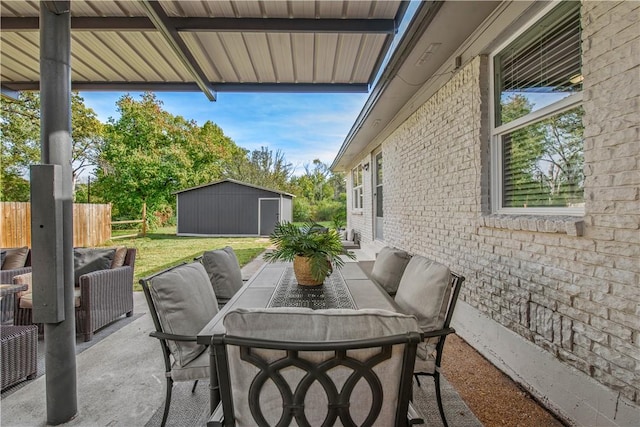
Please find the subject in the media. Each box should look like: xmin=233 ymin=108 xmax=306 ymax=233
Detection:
xmin=175 ymin=179 xmax=293 ymax=236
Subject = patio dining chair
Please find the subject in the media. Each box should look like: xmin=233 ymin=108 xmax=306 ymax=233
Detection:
xmin=394 ymin=255 xmax=465 ymax=427
xmin=140 ymin=261 xmax=220 ymax=427
xmin=209 ymin=307 xmax=425 ymax=427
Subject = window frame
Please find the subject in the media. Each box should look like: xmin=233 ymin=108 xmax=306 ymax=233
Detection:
xmin=489 ymin=2 xmax=585 ymax=216
xmin=352 ymin=164 xmax=363 ymax=210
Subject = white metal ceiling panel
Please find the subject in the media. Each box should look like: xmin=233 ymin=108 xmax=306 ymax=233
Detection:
xmin=1 ymin=1 xmax=39 ymax=18
xmin=184 ymin=33 xmax=234 ymax=82
xmin=350 ymin=34 xmax=386 ymax=82
xmin=291 ymin=33 xmax=316 ymax=83
xmin=232 ymin=1 xmax=264 ymax=18
xmin=242 ymin=33 xmax=277 ymax=83
xmin=1 ymin=0 xmax=407 ymax=93
xmin=260 ymin=1 xmax=291 ymax=19
xmin=315 ymin=33 xmax=339 ymax=83
xmin=267 ymin=33 xmax=295 ymax=82
xmin=316 ymin=1 xmax=346 ymax=19
xmin=288 ymin=1 xmax=318 ymax=19
xmin=343 ymin=1 xmax=373 ymax=19
xmin=333 ymin=34 xmax=365 ymax=82
xmin=370 ymin=1 xmax=402 ymax=19
xmin=2 ymin=34 xmax=40 ymax=81
xmin=217 ymin=33 xmax=258 ymax=82
xmin=71 ymin=32 xmax=192 ymax=83
xmin=188 ymin=1 xmax=237 ymax=18
xmin=0 ymin=33 xmax=39 ymax=82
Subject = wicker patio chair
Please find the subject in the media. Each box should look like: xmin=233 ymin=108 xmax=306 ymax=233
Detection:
xmin=1 ymin=325 xmax=38 ymax=390
xmin=394 ymin=255 xmax=465 ymax=427
xmin=0 ymin=247 xmax=32 ymax=285
xmin=140 ymin=261 xmax=219 ymax=427
xmin=209 ymin=307 xmax=425 ymax=427
xmin=13 ymin=248 xmax=136 ymax=341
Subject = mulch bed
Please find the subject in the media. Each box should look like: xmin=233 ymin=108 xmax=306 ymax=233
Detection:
xmin=441 ymin=334 xmax=567 ymax=427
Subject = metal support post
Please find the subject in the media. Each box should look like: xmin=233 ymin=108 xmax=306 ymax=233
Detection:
xmin=38 ymin=1 xmax=77 ymax=424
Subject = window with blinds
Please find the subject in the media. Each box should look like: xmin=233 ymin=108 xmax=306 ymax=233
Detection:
xmin=494 ymin=1 xmax=582 ymax=126
xmin=492 ymin=1 xmax=584 ymax=214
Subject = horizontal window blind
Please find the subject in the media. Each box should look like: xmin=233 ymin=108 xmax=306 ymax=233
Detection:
xmin=495 ymin=1 xmax=582 ymax=125
xmin=501 ymin=106 xmax=585 ymax=209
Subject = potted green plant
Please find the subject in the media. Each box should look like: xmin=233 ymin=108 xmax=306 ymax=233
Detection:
xmin=263 ymin=221 xmax=356 ymax=286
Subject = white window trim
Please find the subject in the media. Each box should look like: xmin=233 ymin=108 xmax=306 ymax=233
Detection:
xmin=352 ymin=165 xmax=363 ymax=211
xmin=489 ymin=2 xmax=585 ymax=217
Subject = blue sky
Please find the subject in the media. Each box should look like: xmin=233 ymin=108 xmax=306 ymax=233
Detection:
xmin=77 ymin=1 xmax=421 ymax=178
xmin=80 ymin=90 xmax=368 ymax=176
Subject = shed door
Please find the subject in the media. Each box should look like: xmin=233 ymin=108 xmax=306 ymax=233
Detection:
xmin=259 ymin=198 xmax=280 ymax=236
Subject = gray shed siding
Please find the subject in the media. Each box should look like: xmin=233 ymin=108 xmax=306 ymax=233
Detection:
xmin=177 ymin=181 xmax=291 ymax=235
xmin=281 ymin=197 xmax=293 ymax=222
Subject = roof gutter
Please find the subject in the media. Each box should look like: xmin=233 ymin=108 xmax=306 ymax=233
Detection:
xmin=330 ymin=1 xmax=443 ymax=171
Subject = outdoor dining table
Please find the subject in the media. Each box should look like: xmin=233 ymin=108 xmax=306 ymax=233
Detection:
xmin=196 ymin=260 xmax=401 ymax=413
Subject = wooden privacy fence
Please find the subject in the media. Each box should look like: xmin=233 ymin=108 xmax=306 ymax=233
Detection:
xmin=1 ymin=202 xmax=111 ymax=248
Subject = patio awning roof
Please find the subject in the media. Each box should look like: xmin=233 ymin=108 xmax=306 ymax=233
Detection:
xmin=1 ymin=0 xmax=410 ymax=101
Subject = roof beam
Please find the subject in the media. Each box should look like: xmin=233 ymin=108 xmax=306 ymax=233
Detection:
xmin=1 ymin=85 xmax=20 ymax=100
xmin=212 ymin=83 xmax=369 ymax=93
xmin=174 ymin=18 xmax=395 ymax=33
xmin=139 ymin=0 xmax=216 ymax=101
xmin=1 ymin=17 xmax=395 ymax=34
xmin=2 ymin=81 xmax=369 ymax=93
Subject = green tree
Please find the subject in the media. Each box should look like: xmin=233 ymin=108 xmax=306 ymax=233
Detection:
xmin=224 ymin=146 xmax=294 ymax=191
xmin=289 ymin=159 xmax=346 ymax=222
xmin=97 ymin=93 xmax=188 ymax=223
xmin=186 ymin=121 xmax=244 ymax=186
xmin=96 ymin=92 xmax=244 ymax=226
xmin=1 ymin=92 xmax=104 ymax=201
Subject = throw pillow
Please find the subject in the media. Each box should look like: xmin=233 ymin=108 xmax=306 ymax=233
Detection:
xmin=1 ymin=246 xmax=29 ymax=270
xmin=201 ymin=246 xmax=243 ymax=300
xmin=74 ymin=248 xmax=116 ymax=285
xmin=369 ymin=246 xmax=411 ymax=295
xmin=394 ymin=255 xmax=452 ymax=332
xmin=111 ymin=246 xmax=128 ymax=268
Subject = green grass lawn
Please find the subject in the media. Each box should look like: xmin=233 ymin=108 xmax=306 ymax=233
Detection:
xmin=105 ymin=226 xmax=271 ymax=291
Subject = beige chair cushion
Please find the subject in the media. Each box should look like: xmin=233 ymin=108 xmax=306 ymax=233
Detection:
xmin=223 ymin=308 xmax=421 ymax=426
xmin=2 ymin=247 xmax=29 ymax=270
xmin=201 ymin=246 xmax=243 ymax=300
xmin=370 ymin=246 xmax=411 ymax=294
xmin=394 ymin=255 xmax=452 ymax=332
xmin=170 ymin=347 xmax=210 ymax=382
xmin=149 ymin=262 xmax=219 ymax=366
xmin=414 ymin=342 xmax=437 ymax=374
xmin=20 ymin=288 xmax=81 ymax=309
xmin=13 ymin=272 xmax=33 ymax=296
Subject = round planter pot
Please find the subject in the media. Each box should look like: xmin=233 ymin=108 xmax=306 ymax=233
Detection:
xmin=293 ymin=255 xmax=324 ymax=286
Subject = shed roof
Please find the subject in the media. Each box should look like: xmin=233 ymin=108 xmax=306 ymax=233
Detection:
xmin=1 ymin=0 xmax=409 ymax=101
xmin=174 ymin=178 xmax=295 ymax=197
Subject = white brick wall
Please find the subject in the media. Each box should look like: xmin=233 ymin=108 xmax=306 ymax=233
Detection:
xmin=346 ymin=0 xmax=640 ymax=413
